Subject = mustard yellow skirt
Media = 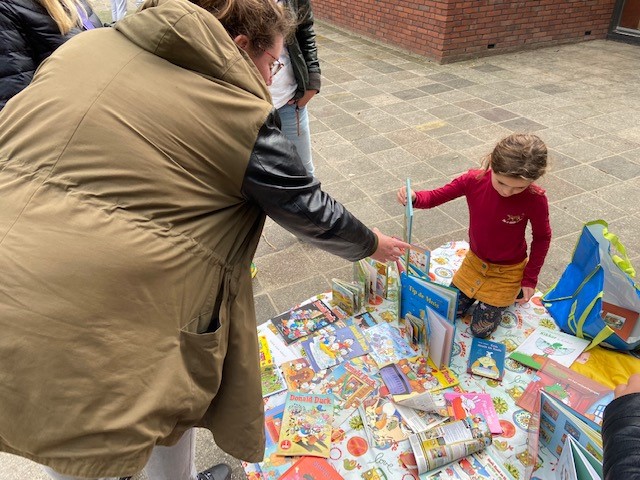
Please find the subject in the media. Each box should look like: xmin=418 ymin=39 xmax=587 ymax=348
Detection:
xmin=452 ymin=250 xmax=527 ymax=307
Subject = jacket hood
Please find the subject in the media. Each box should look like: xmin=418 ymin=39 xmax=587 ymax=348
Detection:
xmin=115 ymin=0 xmax=270 ymax=101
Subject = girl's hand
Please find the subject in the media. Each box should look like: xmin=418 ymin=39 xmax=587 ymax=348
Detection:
xmin=397 ymin=186 xmax=416 ymax=206
xmin=516 ymin=286 xmax=535 ymax=304
xmin=370 ymin=227 xmax=411 ymax=263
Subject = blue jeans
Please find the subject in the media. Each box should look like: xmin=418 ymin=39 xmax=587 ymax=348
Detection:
xmin=277 ymin=103 xmax=314 ymax=176
xmin=111 ymin=0 xmax=127 ymax=21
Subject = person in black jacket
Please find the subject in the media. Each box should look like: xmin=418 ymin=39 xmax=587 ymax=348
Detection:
xmin=602 ymin=373 xmax=640 ymax=479
xmin=0 ymin=0 xmax=102 ymax=110
xmin=268 ymin=0 xmax=320 ymax=176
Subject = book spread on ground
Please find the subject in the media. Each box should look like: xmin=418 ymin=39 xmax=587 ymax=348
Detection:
xmin=408 ymin=416 xmax=493 ymax=475
xmin=467 ymin=337 xmax=506 ymax=381
xmin=444 ymin=392 xmax=502 ymax=435
xmin=362 ymin=322 xmax=416 ymax=367
xmin=360 ymin=395 xmax=412 ymax=449
xmin=270 ymin=299 xmax=339 ymax=345
xmin=517 ymin=357 xmax=614 ymax=431
xmin=277 ymin=392 xmax=334 ymax=457
xmin=301 ymin=324 xmax=369 ymax=371
xmin=280 ymin=357 xmax=330 ymax=393
xmin=279 ymin=456 xmax=344 ymax=480
xmin=508 ymin=327 xmax=590 ymax=370
xmin=258 ymin=334 xmax=287 ymax=397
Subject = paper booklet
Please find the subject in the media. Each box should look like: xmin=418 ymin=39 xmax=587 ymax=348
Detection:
xmin=444 ymin=392 xmax=502 ymax=435
xmin=301 ymin=324 xmax=369 ymax=372
xmin=601 ymin=301 xmax=639 ymax=342
xmin=508 ymin=326 xmax=590 ymax=370
xmin=408 ymin=416 xmax=493 ymax=475
xmin=258 ymin=334 xmax=287 ymax=397
xmin=280 ymin=456 xmax=344 ymax=480
xmin=362 ymin=322 xmax=416 ymax=367
xmin=406 ymin=243 xmax=431 ymax=280
xmin=276 ymin=392 xmax=334 ymax=457
xmin=270 ymin=299 xmax=339 ymax=345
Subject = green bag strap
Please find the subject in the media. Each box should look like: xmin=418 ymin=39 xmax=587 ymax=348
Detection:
xmin=543 ymin=266 xmax=600 ymax=303
xmin=567 ymin=291 xmax=614 ymax=350
xmin=587 ymin=220 xmax=636 ymax=278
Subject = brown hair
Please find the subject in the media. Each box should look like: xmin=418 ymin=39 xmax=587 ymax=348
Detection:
xmin=482 ymin=133 xmax=548 ymax=181
xmin=191 ymin=0 xmax=296 ymax=54
xmin=39 ymin=0 xmax=84 ymax=35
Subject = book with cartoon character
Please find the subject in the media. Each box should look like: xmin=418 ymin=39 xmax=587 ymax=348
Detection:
xmin=362 ymin=322 xmax=415 ymax=367
xmin=276 ymin=392 xmax=334 ymax=457
xmin=444 ymin=392 xmax=502 ymax=435
xmin=467 ymin=337 xmax=506 ymax=381
xmin=280 ymin=456 xmax=344 ymax=480
xmin=301 ymin=324 xmax=369 ymax=372
xmin=508 ymin=327 xmax=590 ymax=370
xmin=270 ymin=299 xmax=339 ymax=345
xmin=280 ymin=357 xmax=331 ymax=393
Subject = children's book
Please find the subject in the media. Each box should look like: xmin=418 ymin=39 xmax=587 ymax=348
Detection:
xmin=601 ymin=301 xmax=639 ymax=341
xmin=379 ymin=355 xmax=459 ymax=396
xmin=347 ymin=311 xmax=378 ymax=330
xmin=327 ymin=360 xmax=378 ymax=426
xmin=331 ymin=278 xmax=364 ymax=316
xmin=270 ymin=299 xmax=339 ymax=345
xmin=425 ymin=307 xmax=455 ymax=370
xmin=408 ymin=416 xmax=493 ymax=474
xmin=280 ymin=456 xmax=344 ymax=480
xmin=360 ymin=395 xmax=413 ymax=449
xmin=280 ymin=357 xmax=330 ymax=393
xmin=404 ymin=177 xmax=413 ymax=244
xmin=444 ymin=392 xmax=502 ymax=435
xmin=277 ymin=392 xmax=334 ymax=457
xmin=362 ymin=321 xmax=416 ymax=367
xmin=404 ymin=312 xmax=429 ymax=354
xmin=467 ymin=337 xmax=506 ymax=381
xmin=353 ymin=258 xmax=380 ymax=304
xmin=508 ymin=327 xmax=590 ymax=370
xmin=257 ymin=402 xmax=297 ymax=479
xmin=517 ymin=357 xmax=614 ymax=430
xmin=406 ymin=243 xmax=431 ymax=280
xmin=401 ymin=272 xmax=459 ymax=322
xmin=301 ymin=324 xmax=369 ymax=371
xmin=368 ymin=258 xmax=389 ymax=299
xmin=258 ymin=334 xmax=288 ymax=397
xmin=556 ymin=434 xmax=603 ymax=480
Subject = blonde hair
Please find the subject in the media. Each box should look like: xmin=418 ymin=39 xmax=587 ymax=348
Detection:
xmin=482 ymin=133 xmax=548 ymax=181
xmin=39 ymin=0 xmax=84 ymax=35
xmin=192 ymin=0 xmax=296 ymax=54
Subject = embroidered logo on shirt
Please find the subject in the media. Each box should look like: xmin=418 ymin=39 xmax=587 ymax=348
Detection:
xmin=502 ymin=214 xmax=525 ymax=224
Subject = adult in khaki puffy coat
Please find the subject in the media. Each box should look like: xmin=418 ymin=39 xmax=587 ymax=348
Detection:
xmin=0 ymin=0 xmax=409 ymax=479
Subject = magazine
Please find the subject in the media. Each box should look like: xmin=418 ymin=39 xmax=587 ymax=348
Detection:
xmin=276 ymin=392 xmax=334 ymax=457
xmin=362 ymin=321 xmax=416 ymax=367
xmin=422 ymin=451 xmax=510 ymax=480
xmin=467 ymin=337 xmax=506 ymax=381
xmin=444 ymin=392 xmax=502 ymax=435
xmin=301 ymin=324 xmax=369 ymax=371
xmin=280 ymin=456 xmax=344 ymax=480
xmin=280 ymin=357 xmax=330 ymax=393
xmin=327 ymin=360 xmax=378 ymax=426
xmin=270 ymin=299 xmax=339 ymax=345
xmin=258 ymin=334 xmax=287 ymax=397
xmin=360 ymin=395 xmax=413 ymax=449
xmin=508 ymin=327 xmax=590 ymax=370
xmin=394 ymin=402 xmax=447 ymax=434
xmin=408 ymin=416 xmax=493 ymax=474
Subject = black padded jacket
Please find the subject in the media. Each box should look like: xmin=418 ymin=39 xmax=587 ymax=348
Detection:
xmin=0 ymin=0 xmax=102 ymax=110
xmin=282 ymin=0 xmax=321 ymax=99
xmin=602 ymin=392 xmax=640 ymax=479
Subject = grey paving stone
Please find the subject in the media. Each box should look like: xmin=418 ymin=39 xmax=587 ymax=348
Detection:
xmin=499 ymin=116 xmax=547 ymax=132
xmin=392 ymin=88 xmax=429 ymax=101
xmin=384 ymin=128 xmax=432 ymax=146
xmin=352 ymin=135 xmax=397 ymax=154
xmin=418 ymin=83 xmax=454 ymax=94
xmin=554 ymin=193 xmax=625 ymax=223
xmin=476 ymin=107 xmax=519 ymax=122
xmin=592 ymin=155 xmax=640 ymax=179
xmin=437 ymin=132 xmax=484 ymax=150
xmin=471 ymin=64 xmax=506 ymax=73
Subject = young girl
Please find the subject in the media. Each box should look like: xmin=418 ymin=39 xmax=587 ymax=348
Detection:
xmin=397 ymin=133 xmax=552 ymax=338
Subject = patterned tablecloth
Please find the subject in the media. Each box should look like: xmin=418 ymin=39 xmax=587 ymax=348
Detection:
xmin=244 ymin=241 xmax=569 ymax=480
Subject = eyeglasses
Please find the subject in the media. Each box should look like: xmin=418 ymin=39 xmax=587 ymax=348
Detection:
xmin=264 ymin=50 xmax=284 ymax=78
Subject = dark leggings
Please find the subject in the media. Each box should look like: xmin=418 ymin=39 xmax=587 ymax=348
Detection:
xmin=456 ymin=288 xmax=506 ymax=338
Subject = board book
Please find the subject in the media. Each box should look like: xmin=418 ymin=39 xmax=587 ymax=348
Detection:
xmin=508 ymin=326 xmax=590 ymax=370
xmin=277 ymin=392 xmax=334 ymax=457
xmin=467 ymin=337 xmax=506 ymax=381
xmin=556 ymin=434 xmax=603 ymax=480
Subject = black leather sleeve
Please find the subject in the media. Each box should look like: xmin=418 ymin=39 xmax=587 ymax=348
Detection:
xmin=602 ymin=392 xmax=640 ymax=479
xmin=295 ymin=0 xmax=320 ymax=86
xmin=241 ymin=111 xmax=377 ymax=262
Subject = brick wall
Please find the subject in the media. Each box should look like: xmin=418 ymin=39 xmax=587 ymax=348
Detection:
xmin=312 ymin=0 xmax=616 ymax=63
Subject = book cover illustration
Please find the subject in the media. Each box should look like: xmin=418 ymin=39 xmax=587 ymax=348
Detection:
xmin=330 ymin=278 xmax=363 ymax=317
xmin=379 ymin=355 xmax=459 ymax=398
xmin=508 ymin=327 xmax=590 ymax=370
xmin=406 ymin=243 xmax=431 ymax=280
xmin=257 ymin=402 xmax=297 ymax=479
xmin=467 ymin=337 xmax=506 ymax=381
xmin=326 ymin=360 xmax=378 ymax=426
xmin=301 ymin=324 xmax=369 ymax=371
xmin=259 ymin=334 xmax=288 ymax=397
xmin=400 ymin=272 xmax=459 ymax=322
xmin=347 ymin=311 xmax=378 ymax=330
xmin=280 ymin=456 xmax=344 ymax=480
xmin=362 ymin=322 xmax=416 ymax=367
xmin=270 ymin=299 xmax=339 ymax=345
xmin=280 ymin=357 xmax=330 ymax=393
xmin=276 ymin=392 xmax=334 ymax=457
xmin=360 ymin=395 xmax=412 ymax=449
xmin=601 ymin=301 xmax=639 ymax=341
xmin=368 ymin=258 xmax=389 ymax=299
xmin=444 ymin=392 xmax=503 ymax=435
xmin=517 ymin=357 xmax=614 ymax=430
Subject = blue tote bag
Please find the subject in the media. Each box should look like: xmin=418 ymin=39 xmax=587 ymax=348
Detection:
xmin=543 ymin=220 xmax=640 ymax=351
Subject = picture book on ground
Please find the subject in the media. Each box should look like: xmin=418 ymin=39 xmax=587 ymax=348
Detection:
xmin=408 ymin=416 xmax=493 ymax=474
xmin=517 ymin=357 xmax=614 ymax=430
xmin=347 ymin=311 xmax=378 ymax=330
xmin=467 ymin=337 xmax=506 ymax=381
xmin=379 ymin=355 xmax=459 ymax=398
xmin=601 ymin=301 xmax=639 ymax=341
xmin=277 ymin=392 xmax=334 ymax=457
xmin=404 ymin=312 xmax=428 ymax=354
xmin=331 ymin=278 xmax=364 ymax=316
xmin=401 ymin=272 xmax=459 ymax=322
xmin=327 ymin=360 xmax=378 ymax=426
xmin=280 ymin=456 xmax=344 ymax=480
xmin=301 ymin=324 xmax=369 ymax=371
xmin=556 ymin=434 xmax=603 ymax=480
xmin=360 ymin=395 xmax=413 ymax=449
xmin=508 ymin=327 xmax=590 ymax=370
xmin=362 ymin=322 xmax=415 ymax=367
xmin=258 ymin=334 xmax=287 ymax=397
xmin=280 ymin=357 xmax=330 ymax=393
xmin=444 ymin=392 xmax=502 ymax=435
xmin=270 ymin=299 xmax=339 ymax=345
xmin=257 ymin=402 xmax=297 ymax=479
xmin=525 ymin=391 xmax=603 ymax=480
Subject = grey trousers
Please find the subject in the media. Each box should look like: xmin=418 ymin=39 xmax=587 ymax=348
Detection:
xmin=43 ymin=428 xmax=197 ymax=480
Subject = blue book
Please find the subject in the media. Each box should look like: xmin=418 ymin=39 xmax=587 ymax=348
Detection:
xmin=467 ymin=337 xmax=507 ymax=381
xmin=400 ymin=272 xmax=459 ymax=322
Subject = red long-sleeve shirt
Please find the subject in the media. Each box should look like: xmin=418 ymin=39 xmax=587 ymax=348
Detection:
xmin=414 ymin=169 xmax=551 ymax=288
